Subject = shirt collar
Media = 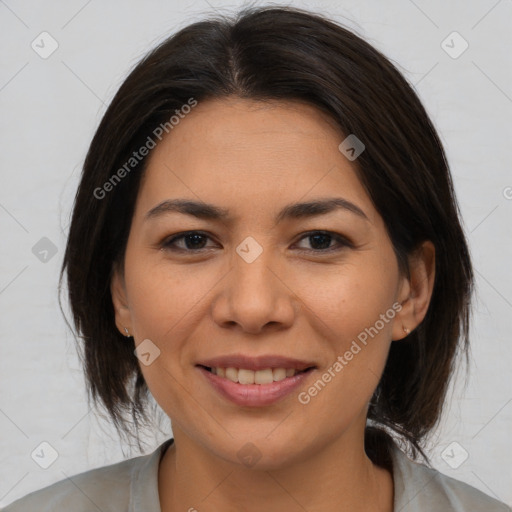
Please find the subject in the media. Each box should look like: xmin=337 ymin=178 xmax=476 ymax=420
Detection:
xmin=130 ymin=437 xmax=174 ymax=512
xmin=130 ymin=437 xmax=425 ymax=511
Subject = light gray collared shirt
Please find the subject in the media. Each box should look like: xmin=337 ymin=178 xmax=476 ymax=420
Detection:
xmin=2 ymin=437 xmax=510 ymax=511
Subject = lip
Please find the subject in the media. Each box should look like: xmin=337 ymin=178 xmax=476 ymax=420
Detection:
xmin=196 ymin=354 xmax=316 ymax=372
xmin=197 ymin=365 xmax=316 ymax=407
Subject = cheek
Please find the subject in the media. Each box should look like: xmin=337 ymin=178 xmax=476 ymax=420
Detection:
xmin=297 ymin=255 xmax=399 ymax=398
xmin=126 ymin=264 xmax=204 ymax=421
xmin=297 ymin=256 xmax=398 ymax=344
xmin=124 ymin=259 xmax=220 ymax=407
xmin=125 ymin=257 xmax=212 ymax=342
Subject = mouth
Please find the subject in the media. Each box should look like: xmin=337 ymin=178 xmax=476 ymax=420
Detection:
xmin=196 ymin=364 xmax=317 ymax=407
xmin=197 ymin=365 xmax=315 ymax=384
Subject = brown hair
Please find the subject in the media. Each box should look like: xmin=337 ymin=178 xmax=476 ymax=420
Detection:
xmin=59 ymin=5 xmax=473 ymax=464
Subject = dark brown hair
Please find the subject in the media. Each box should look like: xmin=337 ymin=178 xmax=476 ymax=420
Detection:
xmin=59 ymin=5 xmax=473 ymax=465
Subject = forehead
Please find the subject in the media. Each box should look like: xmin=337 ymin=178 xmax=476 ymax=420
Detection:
xmin=135 ymin=97 xmax=377 ymax=225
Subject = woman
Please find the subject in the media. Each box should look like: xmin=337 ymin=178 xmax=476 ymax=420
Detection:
xmin=3 ymin=5 xmax=510 ymax=512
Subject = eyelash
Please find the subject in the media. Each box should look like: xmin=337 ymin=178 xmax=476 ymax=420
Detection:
xmin=161 ymin=230 xmax=353 ymax=254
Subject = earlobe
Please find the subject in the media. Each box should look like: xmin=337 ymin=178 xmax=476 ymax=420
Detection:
xmin=393 ymin=241 xmax=435 ymax=341
xmin=392 ymin=296 xmax=413 ymax=341
xmin=110 ymin=266 xmax=132 ymax=335
xmin=408 ymin=240 xmax=436 ymax=323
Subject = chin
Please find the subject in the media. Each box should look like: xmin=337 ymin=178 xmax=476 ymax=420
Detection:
xmin=214 ymin=436 xmax=306 ymax=471
xmin=231 ymin=448 xmax=299 ymax=471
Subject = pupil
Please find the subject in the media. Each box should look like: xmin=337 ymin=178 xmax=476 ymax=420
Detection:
xmin=310 ymin=234 xmax=331 ymax=250
xmin=182 ymin=234 xmax=332 ymax=251
xmin=185 ymin=234 xmax=206 ymax=249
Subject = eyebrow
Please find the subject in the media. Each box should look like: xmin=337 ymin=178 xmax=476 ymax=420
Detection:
xmin=144 ymin=197 xmax=369 ymax=224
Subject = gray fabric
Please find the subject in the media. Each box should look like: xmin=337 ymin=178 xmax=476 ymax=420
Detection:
xmin=389 ymin=444 xmax=511 ymax=511
xmin=2 ymin=438 xmax=510 ymax=511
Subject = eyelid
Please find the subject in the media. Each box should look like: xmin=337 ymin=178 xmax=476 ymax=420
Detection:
xmin=161 ymin=230 xmax=218 ymax=251
xmin=161 ymin=230 xmax=353 ymax=253
xmin=293 ymin=230 xmax=354 ymax=251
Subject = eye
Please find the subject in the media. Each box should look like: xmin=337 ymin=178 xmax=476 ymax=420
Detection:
xmin=161 ymin=231 xmax=217 ymax=252
xmin=161 ymin=230 xmax=353 ymax=254
xmin=293 ymin=230 xmax=353 ymax=253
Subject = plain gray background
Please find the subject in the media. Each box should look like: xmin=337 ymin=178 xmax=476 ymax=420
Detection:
xmin=1 ymin=0 xmax=511 ymax=507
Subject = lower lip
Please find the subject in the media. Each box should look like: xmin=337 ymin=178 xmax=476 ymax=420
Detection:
xmin=197 ymin=366 xmax=315 ymax=407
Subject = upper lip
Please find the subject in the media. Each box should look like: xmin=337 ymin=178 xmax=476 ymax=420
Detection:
xmin=196 ymin=354 xmax=316 ymax=371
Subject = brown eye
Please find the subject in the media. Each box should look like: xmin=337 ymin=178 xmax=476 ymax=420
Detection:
xmin=160 ymin=230 xmax=352 ymax=255
xmin=294 ymin=231 xmax=353 ymax=253
xmin=162 ymin=231 xmax=217 ymax=252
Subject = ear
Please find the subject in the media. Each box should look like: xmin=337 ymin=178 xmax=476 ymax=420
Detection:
xmin=110 ymin=263 xmax=133 ymax=336
xmin=392 ymin=240 xmax=435 ymax=341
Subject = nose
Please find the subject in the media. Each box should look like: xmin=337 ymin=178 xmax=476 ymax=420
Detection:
xmin=211 ymin=247 xmax=297 ymax=335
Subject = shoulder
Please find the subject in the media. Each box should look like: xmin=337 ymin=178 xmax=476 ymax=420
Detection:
xmin=390 ymin=444 xmax=511 ymax=511
xmin=1 ymin=448 xmax=157 ymax=512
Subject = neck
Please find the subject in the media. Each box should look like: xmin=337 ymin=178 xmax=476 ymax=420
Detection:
xmin=158 ymin=419 xmax=394 ymax=512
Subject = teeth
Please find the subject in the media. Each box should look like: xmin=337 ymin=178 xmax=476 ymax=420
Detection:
xmin=272 ymin=368 xmax=286 ymax=382
xmin=211 ymin=367 xmax=299 ymax=384
xmin=254 ymin=368 xmax=274 ymax=384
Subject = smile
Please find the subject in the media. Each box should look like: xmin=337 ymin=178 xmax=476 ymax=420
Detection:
xmin=197 ymin=365 xmax=316 ymax=407
xmin=202 ymin=366 xmax=310 ymax=384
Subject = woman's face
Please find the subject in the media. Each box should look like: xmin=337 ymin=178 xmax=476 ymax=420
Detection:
xmin=112 ymin=97 xmax=419 ymax=468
